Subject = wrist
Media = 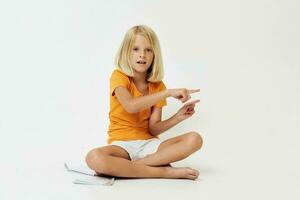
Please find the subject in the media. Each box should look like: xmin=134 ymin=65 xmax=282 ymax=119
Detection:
xmin=172 ymin=113 xmax=183 ymax=123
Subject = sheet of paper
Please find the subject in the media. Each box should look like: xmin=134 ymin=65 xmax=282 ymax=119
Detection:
xmin=64 ymin=162 xmax=115 ymax=186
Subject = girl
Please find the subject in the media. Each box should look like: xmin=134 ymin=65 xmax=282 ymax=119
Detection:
xmin=86 ymin=25 xmax=203 ymax=180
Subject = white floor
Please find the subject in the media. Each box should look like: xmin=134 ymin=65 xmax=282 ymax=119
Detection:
xmin=1 ymin=100 xmax=300 ymax=200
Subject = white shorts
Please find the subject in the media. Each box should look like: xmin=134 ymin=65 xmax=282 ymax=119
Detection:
xmin=110 ymin=138 xmax=164 ymax=161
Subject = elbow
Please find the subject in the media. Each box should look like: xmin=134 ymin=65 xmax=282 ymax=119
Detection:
xmin=149 ymin=126 xmax=159 ymax=136
xmin=149 ymin=121 xmax=163 ymax=136
xmin=149 ymin=129 xmax=156 ymax=136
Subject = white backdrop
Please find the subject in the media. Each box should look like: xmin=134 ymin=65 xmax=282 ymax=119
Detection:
xmin=0 ymin=0 xmax=299 ymax=199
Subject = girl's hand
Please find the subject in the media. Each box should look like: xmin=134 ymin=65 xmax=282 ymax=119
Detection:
xmin=174 ymin=99 xmax=200 ymax=121
xmin=168 ymin=88 xmax=200 ymax=103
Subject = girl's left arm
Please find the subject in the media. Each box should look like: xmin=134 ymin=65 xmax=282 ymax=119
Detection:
xmin=148 ymin=107 xmax=183 ymax=136
xmin=149 ymin=100 xmax=200 ymax=136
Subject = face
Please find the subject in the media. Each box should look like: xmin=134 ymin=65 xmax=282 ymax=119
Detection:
xmin=129 ymin=34 xmax=154 ymax=75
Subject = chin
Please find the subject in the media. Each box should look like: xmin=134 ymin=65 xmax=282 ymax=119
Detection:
xmin=133 ymin=65 xmax=150 ymax=73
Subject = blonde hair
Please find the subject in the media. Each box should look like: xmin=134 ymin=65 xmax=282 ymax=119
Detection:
xmin=115 ymin=25 xmax=164 ymax=82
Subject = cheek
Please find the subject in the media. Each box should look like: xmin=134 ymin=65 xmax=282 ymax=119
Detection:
xmin=130 ymin=54 xmax=137 ymax=63
xmin=149 ymin=54 xmax=154 ymax=61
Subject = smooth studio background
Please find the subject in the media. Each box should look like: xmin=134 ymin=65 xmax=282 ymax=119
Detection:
xmin=0 ymin=0 xmax=299 ymax=199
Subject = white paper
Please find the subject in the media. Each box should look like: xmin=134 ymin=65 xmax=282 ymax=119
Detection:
xmin=64 ymin=162 xmax=115 ymax=186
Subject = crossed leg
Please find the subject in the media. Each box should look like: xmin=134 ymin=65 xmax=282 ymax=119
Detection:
xmin=85 ymin=131 xmax=203 ymax=180
xmin=133 ymin=131 xmax=203 ymax=166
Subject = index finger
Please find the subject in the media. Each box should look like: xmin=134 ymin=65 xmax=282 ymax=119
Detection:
xmin=184 ymin=99 xmax=200 ymax=106
xmin=188 ymin=89 xmax=200 ymax=94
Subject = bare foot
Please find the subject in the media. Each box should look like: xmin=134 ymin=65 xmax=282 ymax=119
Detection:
xmin=164 ymin=167 xmax=199 ymax=180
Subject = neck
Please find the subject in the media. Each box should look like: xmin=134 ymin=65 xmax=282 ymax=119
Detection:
xmin=132 ymin=71 xmax=147 ymax=84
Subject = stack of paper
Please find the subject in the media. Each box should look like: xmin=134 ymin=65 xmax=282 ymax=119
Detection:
xmin=64 ymin=162 xmax=115 ymax=186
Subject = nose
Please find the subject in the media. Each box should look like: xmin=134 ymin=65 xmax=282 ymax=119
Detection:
xmin=139 ymin=50 xmax=146 ymax=58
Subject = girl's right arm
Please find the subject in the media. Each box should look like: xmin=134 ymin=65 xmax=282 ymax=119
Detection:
xmin=114 ymin=86 xmax=200 ymax=113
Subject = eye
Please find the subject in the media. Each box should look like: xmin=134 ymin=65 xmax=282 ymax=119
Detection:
xmin=133 ymin=47 xmax=139 ymax=51
xmin=146 ymin=48 xmax=153 ymax=52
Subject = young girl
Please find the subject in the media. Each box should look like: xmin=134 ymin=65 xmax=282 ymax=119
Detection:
xmin=86 ymin=25 xmax=203 ymax=180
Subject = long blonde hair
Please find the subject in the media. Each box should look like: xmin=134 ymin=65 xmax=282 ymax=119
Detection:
xmin=115 ymin=25 xmax=164 ymax=82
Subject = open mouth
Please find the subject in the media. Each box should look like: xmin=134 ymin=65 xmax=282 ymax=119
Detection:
xmin=137 ymin=60 xmax=147 ymax=64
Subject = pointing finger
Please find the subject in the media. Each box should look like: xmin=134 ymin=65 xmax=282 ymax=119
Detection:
xmin=188 ymin=89 xmax=200 ymax=94
xmin=184 ymin=99 xmax=200 ymax=106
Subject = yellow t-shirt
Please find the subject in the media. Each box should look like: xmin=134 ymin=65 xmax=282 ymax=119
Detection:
xmin=107 ymin=69 xmax=167 ymax=144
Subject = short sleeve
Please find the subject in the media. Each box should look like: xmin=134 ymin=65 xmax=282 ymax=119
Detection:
xmin=110 ymin=70 xmax=130 ymax=96
xmin=154 ymin=81 xmax=167 ymax=108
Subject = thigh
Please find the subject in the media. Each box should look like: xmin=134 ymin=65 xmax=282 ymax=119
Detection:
xmin=157 ymin=132 xmax=190 ymax=151
xmin=93 ymin=145 xmax=131 ymax=160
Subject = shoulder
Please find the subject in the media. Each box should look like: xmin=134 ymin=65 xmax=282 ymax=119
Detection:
xmin=111 ymin=69 xmax=128 ymax=78
xmin=109 ymin=69 xmax=132 ymax=95
xmin=110 ymin=69 xmax=130 ymax=82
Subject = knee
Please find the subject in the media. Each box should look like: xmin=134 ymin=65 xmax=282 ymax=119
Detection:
xmin=185 ymin=132 xmax=203 ymax=151
xmin=85 ymin=149 xmax=110 ymax=174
